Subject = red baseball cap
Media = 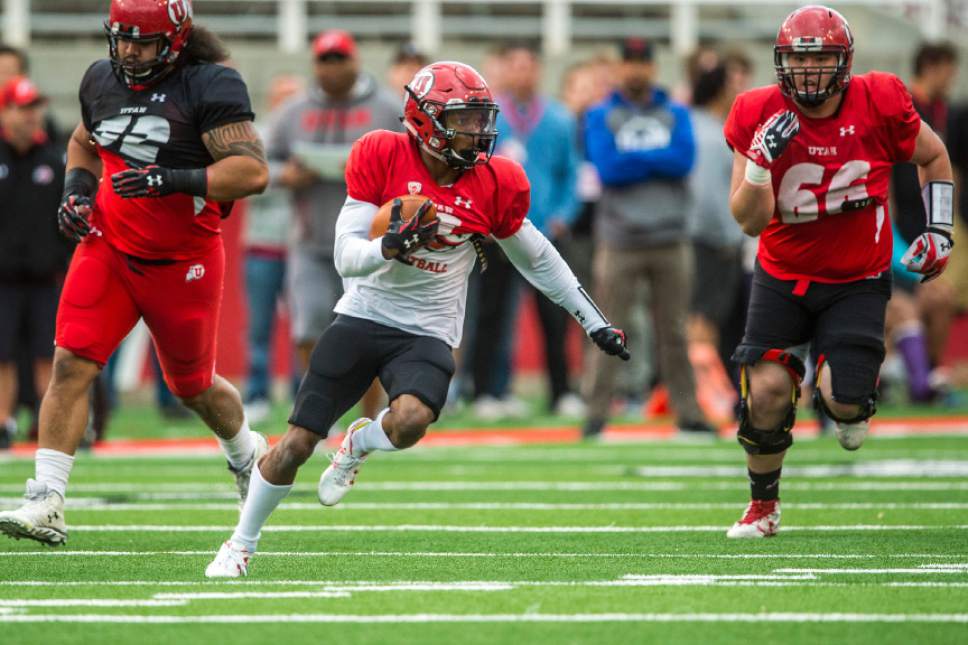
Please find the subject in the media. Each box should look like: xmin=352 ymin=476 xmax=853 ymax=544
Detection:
xmin=0 ymin=76 xmax=47 ymax=109
xmin=312 ymin=29 xmax=357 ymax=59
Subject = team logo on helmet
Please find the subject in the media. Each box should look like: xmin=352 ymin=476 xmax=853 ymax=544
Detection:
xmin=409 ymin=70 xmax=434 ymax=99
xmin=167 ymin=0 xmax=192 ymax=26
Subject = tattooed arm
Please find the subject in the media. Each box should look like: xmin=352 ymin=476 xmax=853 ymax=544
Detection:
xmin=200 ymin=119 xmax=269 ymax=200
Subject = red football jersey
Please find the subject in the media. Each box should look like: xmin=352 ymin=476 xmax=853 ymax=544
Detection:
xmin=80 ymin=60 xmax=254 ymax=260
xmin=344 ymin=130 xmax=530 ymax=242
xmin=724 ymin=72 xmax=920 ymax=283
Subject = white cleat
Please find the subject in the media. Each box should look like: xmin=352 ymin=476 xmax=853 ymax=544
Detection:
xmin=205 ymin=540 xmax=251 ymax=578
xmin=0 ymin=479 xmax=68 ymax=546
xmin=229 ymin=432 xmax=270 ymax=508
xmin=318 ymin=417 xmax=371 ymax=506
xmin=726 ymin=499 xmax=780 ymax=538
xmin=835 ymin=420 xmax=869 ymax=451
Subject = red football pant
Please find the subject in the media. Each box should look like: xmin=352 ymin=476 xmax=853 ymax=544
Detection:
xmin=55 ymin=235 xmax=224 ymax=398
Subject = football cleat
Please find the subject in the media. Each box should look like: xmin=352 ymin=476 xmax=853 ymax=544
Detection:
xmin=726 ymin=499 xmax=780 ymax=538
xmin=205 ymin=540 xmax=251 ymax=578
xmin=229 ymin=431 xmax=269 ymax=508
xmin=0 ymin=479 xmax=68 ymax=546
xmin=318 ymin=417 xmax=371 ymax=506
xmin=835 ymin=420 xmax=869 ymax=451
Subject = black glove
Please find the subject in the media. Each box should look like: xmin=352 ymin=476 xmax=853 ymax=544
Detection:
xmin=591 ymin=326 xmax=630 ymax=361
xmin=748 ymin=109 xmax=800 ymax=167
xmin=57 ymin=195 xmax=93 ymax=242
xmin=111 ymin=165 xmax=207 ymax=199
xmin=381 ymin=198 xmax=438 ymax=260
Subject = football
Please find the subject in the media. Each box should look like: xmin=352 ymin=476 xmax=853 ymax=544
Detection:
xmin=369 ymin=194 xmax=438 ymax=240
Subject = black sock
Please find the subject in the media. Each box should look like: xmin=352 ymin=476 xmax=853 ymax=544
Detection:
xmin=748 ymin=468 xmax=781 ymax=501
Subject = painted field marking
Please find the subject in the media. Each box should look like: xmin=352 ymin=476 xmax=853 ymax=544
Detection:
xmin=63 ymin=524 xmax=968 ymax=533
xmin=5 ymin=481 xmax=968 ymax=494
xmin=774 ymin=567 xmax=968 ymax=575
xmin=1 ymin=612 xmax=967 ymax=624
xmin=11 ymin=501 xmax=968 ymax=512
xmin=0 ymin=599 xmax=187 ymax=607
xmin=3 ymin=551 xmax=967 ymax=560
xmin=633 ymin=460 xmax=968 ymax=478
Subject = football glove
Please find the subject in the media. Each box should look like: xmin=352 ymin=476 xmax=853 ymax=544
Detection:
xmin=57 ymin=195 xmax=93 ymax=242
xmin=111 ymin=165 xmax=207 ymax=199
xmin=591 ymin=326 xmax=630 ymax=361
xmin=901 ymin=228 xmax=954 ymax=283
xmin=748 ymin=110 xmax=800 ymax=168
xmin=381 ymin=198 xmax=438 ymax=260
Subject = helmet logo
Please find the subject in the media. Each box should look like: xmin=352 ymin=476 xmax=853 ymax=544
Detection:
xmin=167 ymin=0 xmax=192 ymax=26
xmin=791 ymin=36 xmax=823 ymax=51
xmin=409 ymin=70 xmax=434 ymax=99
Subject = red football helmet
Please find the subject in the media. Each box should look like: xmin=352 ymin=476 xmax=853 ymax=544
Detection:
xmin=403 ymin=61 xmax=499 ymax=169
xmin=774 ymin=5 xmax=854 ymax=107
xmin=104 ymin=0 xmax=194 ymax=89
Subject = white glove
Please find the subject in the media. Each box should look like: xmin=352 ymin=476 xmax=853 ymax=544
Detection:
xmin=901 ymin=228 xmax=954 ymax=283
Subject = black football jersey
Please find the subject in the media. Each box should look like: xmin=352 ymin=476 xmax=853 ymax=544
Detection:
xmin=79 ymin=59 xmax=254 ymax=170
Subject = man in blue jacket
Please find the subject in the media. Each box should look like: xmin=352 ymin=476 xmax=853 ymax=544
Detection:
xmin=583 ymin=38 xmax=714 ymax=438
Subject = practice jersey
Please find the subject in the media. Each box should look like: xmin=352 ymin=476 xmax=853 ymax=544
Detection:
xmin=80 ymin=59 xmax=255 ymax=260
xmin=335 ymin=130 xmax=530 ymax=347
xmin=724 ymin=72 xmax=920 ymax=283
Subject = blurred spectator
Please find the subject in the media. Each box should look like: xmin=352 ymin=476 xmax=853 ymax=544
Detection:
xmin=493 ymin=42 xmax=583 ymax=416
xmin=386 ymin=43 xmax=427 ymax=97
xmin=582 ymin=38 xmax=713 ymax=438
xmin=686 ymin=52 xmax=752 ymax=395
xmin=0 ymin=44 xmax=59 ymax=144
xmin=243 ymin=74 xmax=304 ymax=425
xmin=888 ymin=41 xmax=959 ymax=399
xmin=0 ymin=77 xmax=70 ymax=448
xmin=481 ymin=46 xmax=507 ymax=96
xmin=266 ymin=30 xmax=400 ymax=374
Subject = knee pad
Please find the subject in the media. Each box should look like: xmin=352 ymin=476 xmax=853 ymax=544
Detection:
xmin=736 ymin=348 xmax=805 ymax=456
xmin=813 ymin=354 xmax=878 ymax=424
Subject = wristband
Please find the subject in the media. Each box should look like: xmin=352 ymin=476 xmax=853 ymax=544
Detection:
xmin=170 ymin=168 xmax=209 ymax=198
xmin=744 ymin=158 xmax=771 ymax=186
xmin=922 ymin=180 xmax=954 ymax=233
xmin=63 ymin=167 xmax=98 ymax=198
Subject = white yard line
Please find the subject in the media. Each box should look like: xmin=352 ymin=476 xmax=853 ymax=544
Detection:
xmin=0 ymin=599 xmax=187 ymax=607
xmin=3 ymin=551 xmax=967 ymax=560
xmin=633 ymin=461 xmax=968 ymax=478
xmin=61 ymin=524 xmax=968 ymax=533
xmin=1 ymin=612 xmax=967 ymax=624
xmin=774 ymin=567 xmax=968 ymax=574
xmin=7 ymin=501 xmax=968 ymax=512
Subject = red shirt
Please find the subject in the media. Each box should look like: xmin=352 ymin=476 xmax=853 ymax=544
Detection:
xmin=344 ymin=130 xmax=530 ymax=244
xmin=724 ymin=72 xmax=920 ymax=283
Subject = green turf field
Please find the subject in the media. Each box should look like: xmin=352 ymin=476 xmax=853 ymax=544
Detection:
xmin=1 ymin=432 xmax=967 ymax=644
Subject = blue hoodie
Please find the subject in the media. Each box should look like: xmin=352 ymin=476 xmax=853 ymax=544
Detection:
xmin=584 ymin=87 xmax=695 ymax=248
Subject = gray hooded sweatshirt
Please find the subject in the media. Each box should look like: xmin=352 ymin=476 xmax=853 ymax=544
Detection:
xmin=267 ymin=73 xmax=402 ymax=257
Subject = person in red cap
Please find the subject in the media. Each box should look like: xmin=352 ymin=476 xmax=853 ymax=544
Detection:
xmin=266 ymin=28 xmax=400 ymax=388
xmin=0 ymin=76 xmax=71 ymax=450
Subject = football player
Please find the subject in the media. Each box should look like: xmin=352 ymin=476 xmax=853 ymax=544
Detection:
xmin=0 ymin=0 xmax=269 ymax=546
xmin=205 ymin=61 xmax=630 ymax=577
xmin=723 ymin=5 xmax=954 ymax=537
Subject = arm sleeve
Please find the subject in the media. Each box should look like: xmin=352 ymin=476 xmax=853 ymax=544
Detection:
xmin=78 ymin=62 xmax=100 ymax=132
xmin=344 ymin=132 xmax=389 ymax=205
xmin=333 ymin=196 xmax=390 ymax=277
xmin=195 ymin=67 xmax=256 ymax=133
xmin=496 ymin=219 xmax=610 ymax=335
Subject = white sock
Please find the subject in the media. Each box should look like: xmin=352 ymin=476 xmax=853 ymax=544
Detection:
xmin=35 ymin=449 xmax=75 ymax=499
xmin=230 ymin=463 xmax=291 ymax=553
xmin=219 ymin=417 xmax=256 ymax=470
xmin=352 ymin=408 xmax=397 ymax=454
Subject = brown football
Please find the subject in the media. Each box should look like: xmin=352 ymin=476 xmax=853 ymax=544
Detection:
xmin=369 ymin=194 xmax=438 ymax=240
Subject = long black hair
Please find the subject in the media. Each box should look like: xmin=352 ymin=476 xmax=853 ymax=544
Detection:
xmin=182 ymin=24 xmax=230 ymax=64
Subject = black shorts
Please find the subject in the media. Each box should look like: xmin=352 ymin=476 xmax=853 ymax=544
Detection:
xmin=0 ymin=281 xmax=59 ymax=362
xmin=289 ymin=315 xmax=456 ymax=437
xmin=732 ymin=264 xmax=892 ymax=405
